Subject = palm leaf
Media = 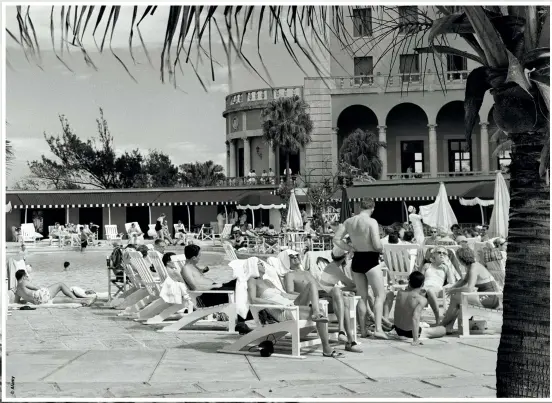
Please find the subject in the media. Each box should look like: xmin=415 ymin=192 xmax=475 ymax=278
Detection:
xmin=463 ymin=6 xmax=508 ymax=67
xmin=414 ymin=45 xmax=484 ymax=65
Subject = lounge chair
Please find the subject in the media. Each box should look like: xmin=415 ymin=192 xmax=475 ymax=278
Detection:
xmin=148 ymin=224 xmax=158 ymax=239
xmin=261 ymin=234 xmax=282 ymax=254
xmin=213 ymin=223 xmax=233 ymax=246
xmin=382 ymin=244 xmax=420 ymax=290
xmin=104 ymin=225 xmax=123 ymax=242
xmin=153 ymin=254 xmax=237 ymax=333
xmin=125 ymin=222 xmax=145 ymax=244
xmin=173 ymin=224 xmax=198 ymax=244
xmin=459 ymin=290 xmax=503 ymax=338
xmin=20 ymin=223 xmax=41 ymax=245
xmin=48 ymin=225 xmax=61 ymax=247
xmin=222 ymin=241 xmax=239 ymax=261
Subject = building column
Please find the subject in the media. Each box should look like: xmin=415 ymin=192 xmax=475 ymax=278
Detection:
xmin=243 ymin=137 xmax=251 ymax=175
xmin=331 ymin=127 xmax=339 ymax=174
xmin=378 ymin=125 xmax=387 ymax=180
xmin=228 ymin=139 xmax=236 ymax=177
xmin=267 ymin=141 xmax=276 ymax=172
xmin=480 ymin=122 xmax=490 ymax=174
xmin=428 ymin=124 xmax=438 ymax=177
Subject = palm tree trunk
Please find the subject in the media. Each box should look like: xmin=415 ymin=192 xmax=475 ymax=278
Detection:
xmin=286 ymin=153 xmax=291 ymax=185
xmin=496 ymin=131 xmax=550 ymax=398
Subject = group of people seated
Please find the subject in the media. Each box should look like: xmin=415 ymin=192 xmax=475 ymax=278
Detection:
xmin=49 ymin=222 xmax=99 ymax=250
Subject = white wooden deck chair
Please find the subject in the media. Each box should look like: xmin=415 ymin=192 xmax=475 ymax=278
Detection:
xmin=218 ymin=301 xmax=328 ymax=359
xmin=474 ymin=241 xmax=491 ymax=263
xmin=111 ymin=259 xmax=151 ymax=311
xmin=459 ymin=291 xmax=503 ymax=338
xmin=213 ymin=223 xmax=233 ymax=246
xmin=148 ymin=224 xmax=158 ymax=239
xmin=125 ymin=222 xmax=145 ymax=244
xmin=286 ymin=231 xmax=307 ymax=254
xmin=223 ymin=241 xmax=239 ymax=262
xmin=195 ymin=224 xmax=206 ymax=240
xmin=20 ymin=223 xmax=39 ymax=245
xmin=104 ymin=225 xmax=123 ymax=242
xmin=48 ymin=225 xmax=61 ymax=246
xmin=153 ymin=254 xmax=237 ymax=333
xmin=382 ymin=244 xmax=420 ymax=290
xmin=261 ymin=234 xmax=282 ymax=254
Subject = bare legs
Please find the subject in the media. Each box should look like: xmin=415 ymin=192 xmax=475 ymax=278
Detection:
xmin=352 ymin=272 xmax=372 ymax=338
xmin=425 ymin=289 xmax=440 ymax=325
xmin=366 ymin=266 xmax=388 ymax=339
xmin=293 ymin=281 xmax=325 ymax=319
xmin=383 ymin=290 xmax=395 ymax=320
xmin=47 ymin=283 xmax=97 ymax=306
xmin=297 ymin=306 xmax=333 ymax=355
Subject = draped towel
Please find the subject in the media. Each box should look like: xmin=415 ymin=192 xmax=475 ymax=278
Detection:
xmin=230 ymin=258 xmax=260 ymax=319
xmin=264 ymin=257 xmax=286 ymax=292
xmin=159 ymin=276 xmax=193 ymax=305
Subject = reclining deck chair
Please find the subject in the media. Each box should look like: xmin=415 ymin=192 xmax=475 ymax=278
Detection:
xmin=382 ymin=244 xmax=420 ymax=290
xmin=125 ymin=222 xmax=145 ymax=244
xmin=223 ymin=241 xmax=239 ymax=262
xmin=20 ymin=223 xmax=41 ymax=245
xmin=104 ymin=225 xmax=123 ymax=242
xmin=213 ymin=224 xmax=233 ymax=246
xmin=148 ymin=254 xmax=237 ymax=333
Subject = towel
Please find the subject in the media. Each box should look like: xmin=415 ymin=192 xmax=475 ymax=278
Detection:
xmin=302 ymin=250 xmax=333 ymax=281
xmin=263 ymin=258 xmax=286 ymax=292
xmin=277 ymin=249 xmax=303 ymax=273
xmin=159 ymin=276 xmax=193 ymax=305
xmin=229 ymin=258 xmax=260 ymax=318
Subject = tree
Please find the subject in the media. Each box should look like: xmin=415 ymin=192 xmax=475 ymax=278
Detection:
xmin=261 ymin=95 xmax=313 ymax=184
xmin=6 ymin=140 xmax=14 ymax=172
xmin=10 ymin=5 xmax=551 ymax=397
xmin=144 ymin=150 xmax=179 ymax=188
xmin=115 ymin=149 xmax=148 ymax=188
xmin=339 ymin=128 xmax=386 ymax=180
xmin=179 ymin=160 xmax=225 ymax=187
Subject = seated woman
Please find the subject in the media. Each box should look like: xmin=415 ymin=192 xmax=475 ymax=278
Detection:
xmin=174 ymin=220 xmax=188 ymax=244
xmin=232 ymin=227 xmax=247 ymax=249
xmin=419 ymin=247 xmax=457 ymax=325
xmin=160 ymin=220 xmax=176 ymax=246
xmin=440 ymin=247 xmax=502 ymax=334
xmin=248 ymin=260 xmax=344 ymax=358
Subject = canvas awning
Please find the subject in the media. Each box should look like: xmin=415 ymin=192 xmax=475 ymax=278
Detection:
xmin=237 ymin=193 xmax=285 ymax=210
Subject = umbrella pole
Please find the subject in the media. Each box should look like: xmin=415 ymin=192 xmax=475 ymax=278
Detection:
xmin=187 ymin=205 xmax=191 ymax=232
xmin=108 ymin=206 xmax=111 ymax=225
xmin=224 ymin=205 xmax=228 ymax=224
xmin=251 ymin=208 xmax=255 ymax=228
xmin=25 ymin=207 xmax=28 ymax=224
xmin=149 ymin=206 xmax=152 ymax=224
xmin=66 ymin=207 xmax=69 ymax=224
xmin=480 ymin=204 xmax=485 ymax=225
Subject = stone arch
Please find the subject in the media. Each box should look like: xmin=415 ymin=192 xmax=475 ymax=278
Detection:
xmin=386 ymin=103 xmax=429 ymax=175
xmin=336 ymin=105 xmax=379 ymax=156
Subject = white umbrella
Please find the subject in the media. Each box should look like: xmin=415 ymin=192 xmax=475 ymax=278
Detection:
xmin=287 ymin=189 xmax=303 ymax=230
xmin=6 ymin=201 xmax=12 ymax=213
xmin=488 ymin=171 xmax=510 ymax=238
xmin=419 ymin=182 xmax=458 ymax=233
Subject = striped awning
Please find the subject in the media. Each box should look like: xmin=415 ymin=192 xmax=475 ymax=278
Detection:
xmin=6 ymin=188 xmax=251 ymax=209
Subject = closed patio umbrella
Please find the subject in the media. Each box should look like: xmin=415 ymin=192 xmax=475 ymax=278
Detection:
xmin=287 ymin=189 xmax=303 ymax=230
xmin=339 ymin=187 xmax=352 ymax=223
xmin=487 ymin=171 xmax=510 ymax=238
xmin=419 ymin=182 xmax=458 ymax=233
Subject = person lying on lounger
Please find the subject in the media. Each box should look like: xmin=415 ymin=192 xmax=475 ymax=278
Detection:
xmin=180 ymin=244 xmax=251 ymax=334
xmin=248 ymin=260 xmax=344 ymax=358
xmin=14 ymin=269 xmax=97 ymax=306
xmin=392 ymin=271 xmax=446 ymax=345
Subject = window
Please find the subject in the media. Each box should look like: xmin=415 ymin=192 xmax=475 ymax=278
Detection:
xmin=352 ymin=8 xmax=372 ymax=37
xmin=399 ymin=6 xmax=418 ymax=34
xmin=353 ymin=56 xmax=374 ymax=84
xmin=497 ymin=150 xmax=511 ymax=172
xmin=399 ymin=54 xmax=420 ymax=81
xmin=448 ymin=140 xmax=472 ymax=173
xmin=401 ymin=141 xmax=424 ymax=175
xmin=447 ymin=55 xmax=468 ymax=80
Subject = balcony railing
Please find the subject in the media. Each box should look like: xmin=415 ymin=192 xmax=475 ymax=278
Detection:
xmin=197 ymin=176 xmax=306 ymax=187
xmin=226 ymin=86 xmax=303 ymax=109
xmin=333 ymin=70 xmax=470 ymax=92
xmin=384 ymin=171 xmax=492 ymax=180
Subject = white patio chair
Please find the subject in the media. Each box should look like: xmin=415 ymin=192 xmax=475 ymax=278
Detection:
xmin=382 ymin=244 xmax=420 ymax=290
xmin=20 ymin=223 xmax=41 ymax=245
xmin=213 ymin=223 xmax=233 ymax=246
xmin=125 ymin=222 xmax=145 ymax=244
xmin=104 ymin=225 xmax=123 ymax=242
xmin=148 ymin=224 xmax=158 ymax=239
xmin=222 ymin=241 xmax=239 ymax=261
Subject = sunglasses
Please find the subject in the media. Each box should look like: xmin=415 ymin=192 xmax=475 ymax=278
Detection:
xmin=435 ymin=251 xmax=447 ymax=255
xmin=499 ymin=242 xmax=507 ymax=246
xmin=290 ymin=255 xmax=300 ymax=260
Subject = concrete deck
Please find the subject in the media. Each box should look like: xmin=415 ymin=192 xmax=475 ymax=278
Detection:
xmin=5 ymin=246 xmax=499 ymax=398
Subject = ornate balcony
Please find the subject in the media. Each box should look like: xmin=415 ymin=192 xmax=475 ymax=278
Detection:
xmin=224 ymin=86 xmax=303 ymax=114
xmin=330 ymin=70 xmax=469 ymax=94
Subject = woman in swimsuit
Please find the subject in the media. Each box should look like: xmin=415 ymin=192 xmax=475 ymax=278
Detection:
xmin=439 ymin=247 xmax=501 ymax=333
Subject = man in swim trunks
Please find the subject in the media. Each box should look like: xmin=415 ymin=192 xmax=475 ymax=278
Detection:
xmin=180 ymin=244 xmax=251 ymax=334
xmin=393 ymin=271 xmax=446 ymax=345
xmin=333 ymin=197 xmax=388 ymax=339
xmin=248 ymin=262 xmax=343 ymax=358
xmin=14 ymin=269 xmax=97 ymax=306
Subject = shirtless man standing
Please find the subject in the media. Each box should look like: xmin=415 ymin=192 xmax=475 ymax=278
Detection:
xmin=333 ymin=198 xmax=388 ymax=339
xmin=393 ymin=271 xmax=446 ymax=345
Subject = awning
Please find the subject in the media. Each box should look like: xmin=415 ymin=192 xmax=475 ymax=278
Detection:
xmin=237 ymin=193 xmax=285 ymax=210
xmin=462 ymin=181 xmax=510 ymax=199
xmin=6 ymin=188 xmax=251 ymax=209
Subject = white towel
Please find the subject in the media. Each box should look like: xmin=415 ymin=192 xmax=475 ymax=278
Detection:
xmin=229 ymin=258 xmax=260 ymax=318
xmin=159 ymin=276 xmax=193 ymax=305
xmin=263 ymin=258 xmax=286 ymax=292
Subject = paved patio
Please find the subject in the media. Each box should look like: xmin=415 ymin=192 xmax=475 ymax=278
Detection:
xmin=5 ymin=244 xmax=500 ymax=398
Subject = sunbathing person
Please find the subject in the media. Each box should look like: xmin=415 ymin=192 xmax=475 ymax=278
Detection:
xmin=440 ymin=247 xmax=502 ymax=334
xmin=418 ymin=247 xmax=457 ymax=325
xmin=14 ymin=269 xmax=97 ymax=306
xmin=180 ymin=244 xmax=252 ymax=334
xmin=248 ymin=261 xmax=342 ymax=358
xmin=393 ymin=271 xmax=446 ymax=345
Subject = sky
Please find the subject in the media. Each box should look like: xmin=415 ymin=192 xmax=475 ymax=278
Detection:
xmin=5 ymin=5 xmax=326 ymax=187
